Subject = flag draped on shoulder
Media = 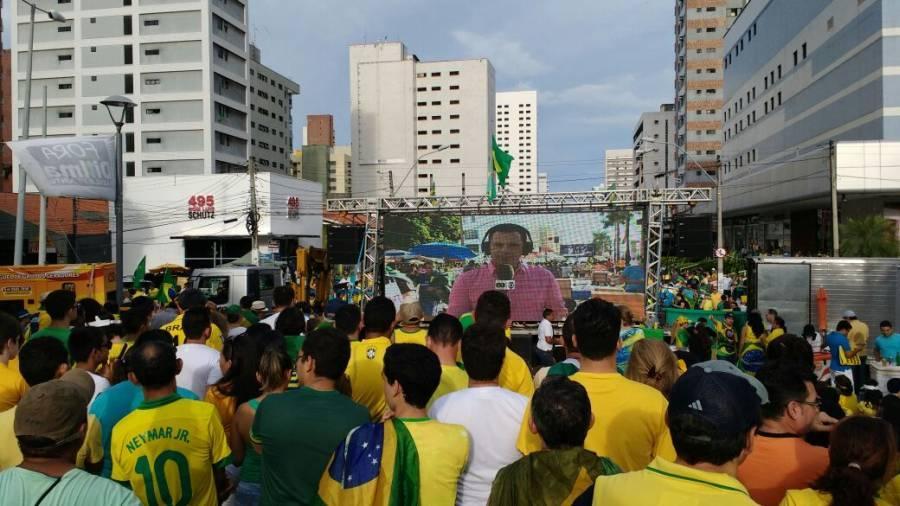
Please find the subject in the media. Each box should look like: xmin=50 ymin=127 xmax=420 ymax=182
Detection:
xmin=488 ymin=135 xmax=514 ymax=202
xmin=132 ymin=256 xmax=146 ymax=290
xmin=315 ymin=418 xmax=421 ymax=506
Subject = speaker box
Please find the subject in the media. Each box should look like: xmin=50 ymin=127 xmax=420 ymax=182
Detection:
xmin=674 ymin=216 xmax=714 ymax=259
xmin=327 ymin=227 xmax=365 ymax=264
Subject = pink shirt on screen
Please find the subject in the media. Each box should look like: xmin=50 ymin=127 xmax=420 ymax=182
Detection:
xmin=447 ymin=262 xmax=566 ymax=321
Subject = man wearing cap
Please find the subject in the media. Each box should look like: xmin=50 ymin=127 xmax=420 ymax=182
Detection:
xmin=225 ymin=305 xmax=248 ymax=338
xmin=738 ymin=362 xmax=833 ymax=506
xmin=162 ymin=288 xmax=225 ymax=351
xmin=0 ymin=379 xmax=140 ymax=505
xmin=843 ymin=310 xmax=870 ymax=386
xmin=251 ymin=300 xmax=268 ymax=320
xmin=393 ymin=301 xmax=428 ymax=345
xmin=111 ymin=338 xmax=231 ymax=505
xmin=0 ymin=312 xmax=26 ymax=412
xmin=593 ymin=360 xmax=765 ymax=505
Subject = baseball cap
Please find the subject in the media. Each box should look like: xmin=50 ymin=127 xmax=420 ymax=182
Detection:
xmin=225 ymin=304 xmax=242 ymax=315
xmin=15 ymin=309 xmax=32 ymax=320
xmin=691 ymin=360 xmax=769 ymax=404
xmin=842 ymin=310 xmax=856 ymax=318
xmin=251 ymin=300 xmax=267 ymax=311
xmin=397 ymin=302 xmax=424 ymax=326
xmin=15 ymin=379 xmax=90 ymax=447
xmin=724 ymin=312 xmax=735 ymax=319
xmin=669 ymin=362 xmax=763 ymax=436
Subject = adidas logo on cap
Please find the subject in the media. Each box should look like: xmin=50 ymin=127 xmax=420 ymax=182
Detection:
xmin=689 ymin=400 xmax=703 ymax=411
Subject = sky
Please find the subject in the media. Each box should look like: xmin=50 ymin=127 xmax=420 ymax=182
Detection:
xmin=2 ymin=0 xmax=675 ymax=192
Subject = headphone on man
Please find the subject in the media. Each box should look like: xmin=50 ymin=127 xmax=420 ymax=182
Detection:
xmin=481 ymin=224 xmax=534 ymax=256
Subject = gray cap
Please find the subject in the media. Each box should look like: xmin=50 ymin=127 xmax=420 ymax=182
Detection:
xmin=691 ymin=360 xmax=769 ymax=405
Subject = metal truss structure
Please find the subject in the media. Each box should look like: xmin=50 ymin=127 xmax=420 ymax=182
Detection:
xmin=326 ymin=189 xmax=712 ymax=315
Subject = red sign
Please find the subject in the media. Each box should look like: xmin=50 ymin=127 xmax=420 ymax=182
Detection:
xmin=287 ymin=196 xmax=300 ymax=220
xmin=188 ymin=194 xmax=215 ymax=219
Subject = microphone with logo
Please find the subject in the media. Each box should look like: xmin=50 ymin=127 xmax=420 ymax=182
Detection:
xmin=494 ymin=264 xmax=516 ymax=291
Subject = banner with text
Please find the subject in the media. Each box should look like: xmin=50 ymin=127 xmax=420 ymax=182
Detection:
xmin=6 ymin=136 xmax=117 ymax=201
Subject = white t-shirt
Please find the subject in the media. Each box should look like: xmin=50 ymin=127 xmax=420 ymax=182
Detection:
xmin=259 ymin=311 xmax=281 ymax=329
xmin=227 ymin=326 xmax=246 ymax=338
xmin=537 ymin=318 xmax=554 ymax=352
xmin=176 ymin=343 xmax=223 ymax=398
xmin=429 ymin=386 xmax=528 ymax=506
xmin=87 ymin=371 xmax=110 ymax=411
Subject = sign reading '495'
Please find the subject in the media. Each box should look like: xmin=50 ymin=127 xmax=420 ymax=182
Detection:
xmin=287 ymin=196 xmax=301 ymax=220
xmin=188 ymin=194 xmax=215 ymax=220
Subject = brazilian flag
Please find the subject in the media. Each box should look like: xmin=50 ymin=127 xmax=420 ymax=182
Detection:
xmin=487 ymin=135 xmax=514 ymax=202
xmin=156 ymin=269 xmax=176 ymax=304
xmin=132 ymin=256 xmax=146 ymax=290
xmin=315 ymin=419 xmax=420 ymax=505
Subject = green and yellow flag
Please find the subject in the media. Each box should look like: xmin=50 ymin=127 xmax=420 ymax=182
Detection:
xmin=488 ymin=135 xmax=514 ymax=202
xmin=132 ymin=256 xmax=146 ymax=290
xmin=156 ymin=269 xmax=175 ymax=304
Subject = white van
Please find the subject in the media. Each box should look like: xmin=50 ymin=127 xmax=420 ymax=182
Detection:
xmin=190 ymin=266 xmax=284 ymax=308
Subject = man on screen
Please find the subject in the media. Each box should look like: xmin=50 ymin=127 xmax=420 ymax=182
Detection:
xmin=448 ymin=223 xmax=566 ymax=322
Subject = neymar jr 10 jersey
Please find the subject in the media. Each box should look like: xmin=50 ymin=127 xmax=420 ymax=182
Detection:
xmin=111 ymin=394 xmax=231 ymax=506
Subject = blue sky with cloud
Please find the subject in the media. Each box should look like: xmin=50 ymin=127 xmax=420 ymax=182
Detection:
xmin=2 ymin=0 xmax=674 ymax=191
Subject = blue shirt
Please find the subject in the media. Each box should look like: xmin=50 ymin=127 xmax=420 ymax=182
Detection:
xmin=875 ymin=333 xmax=900 ymax=362
xmin=88 ymin=381 xmax=198 ymax=477
xmin=825 ymin=331 xmax=852 ymax=372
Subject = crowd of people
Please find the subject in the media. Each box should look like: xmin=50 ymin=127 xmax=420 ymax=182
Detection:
xmin=0 ymin=284 xmax=899 ymax=506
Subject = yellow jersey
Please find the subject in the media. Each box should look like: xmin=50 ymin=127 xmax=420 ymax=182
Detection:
xmin=427 ymin=364 xmax=469 ymax=409
xmin=111 ymin=394 xmax=231 ymax=506
xmin=0 ymin=362 xmax=27 ymax=412
xmin=162 ymin=314 xmax=224 ymax=352
xmin=518 ymin=371 xmax=674 ymax=471
xmin=780 ymin=488 xmax=891 ymax=506
xmin=393 ymin=328 xmax=428 ymax=346
xmin=402 ymin=418 xmax=470 ymax=505
xmin=593 ymin=456 xmax=757 ymax=505
xmin=498 ymin=347 xmax=535 ymax=397
xmin=346 ymin=337 xmax=392 ymax=420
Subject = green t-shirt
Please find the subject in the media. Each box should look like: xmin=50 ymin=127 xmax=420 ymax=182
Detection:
xmin=30 ymin=326 xmax=71 ymax=350
xmin=251 ymin=387 xmax=370 ymax=505
xmin=0 ymin=467 xmax=140 ymax=505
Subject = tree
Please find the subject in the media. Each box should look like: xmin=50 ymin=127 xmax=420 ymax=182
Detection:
xmin=382 ymin=215 xmax=463 ymax=251
xmin=603 ymin=210 xmax=632 ymax=266
xmin=593 ymin=231 xmax=612 ymax=258
xmin=839 ymin=215 xmax=900 ymax=257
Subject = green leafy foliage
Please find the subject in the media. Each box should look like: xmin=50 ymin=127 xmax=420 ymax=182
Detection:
xmin=839 ymin=215 xmax=900 ymax=257
xmin=382 ymin=215 xmax=463 ymax=251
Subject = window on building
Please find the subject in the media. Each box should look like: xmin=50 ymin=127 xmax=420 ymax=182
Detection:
xmin=431 ymin=101 xmax=441 ymax=105
xmin=144 ymin=19 xmax=159 ymax=26
xmin=449 ymin=100 xmax=460 ymax=105
xmin=144 ymin=49 xmax=160 ymax=56
xmin=58 ymin=111 xmax=73 ymax=118
xmin=802 ymin=43 xmax=807 ymax=59
xmin=777 ymin=65 xmax=782 ymax=79
xmin=450 ymin=129 xmax=460 ymax=134
xmin=417 ymin=101 xmax=426 ymax=106
xmin=146 ymin=137 xmax=162 ymax=144
xmin=706 ymin=27 xmax=716 ymax=33
xmin=431 ymin=72 xmax=441 ymax=77
xmin=416 ymin=72 xmax=426 ymax=78
xmin=417 ymin=116 xmax=427 ymax=121
xmin=793 ymin=50 xmax=798 ymax=65
xmin=778 ymin=92 xmax=782 ymax=105
xmin=431 ymin=115 xmax=440 ymax=120
xmin=57 ymin=54 xmax=72 ymax=62
xmin=417 ymin=130 xmax=427 ymax=135
xmin=449 ymin=114 xmax=459 ymax=119
xmin=58 ymin=83 xmax=72 ymax=90
xmin=431 ymin=86 xmax=440 ymax=91
xmin=144 ymin=78 xmax=160 ymax=85
xmin=417 ymin=87 xmax=426 ymax=92
xmin=449 ymin=85 xmax=459 ymax=90
xmin=431 ymin=130 xmax=441 ymax=134
xmin=57 ymin=25 xmax=71 ymax=32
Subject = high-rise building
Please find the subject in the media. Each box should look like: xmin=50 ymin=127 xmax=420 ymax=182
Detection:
xmin=633 ymin=104 xmax=676 ymax=190
xmin=674 ymin=0 xmax=745 ymax=186
xmin=349 ymin=42 xmax=494 ymax=198
xmin=9 ymin=0 xmax=260 ymax=177
xmin=307 ymin=114 xmax=335 ymax=146
xmin=329 ymin=145 xmax=352 ymax=196
xmin=604 ymin=149 xmax=634 ymax=190
xmin=538 ymin=172 xmax=548 ymax=193
xmin=721 ymin=0 xmax=900 ymax=255
xmin=249 ymin=44 xmax=299 ymax=174
xmin=495 ymin=90 xmax=538 ymax=193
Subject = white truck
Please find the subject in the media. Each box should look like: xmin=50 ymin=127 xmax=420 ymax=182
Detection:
xmin=190 ymin=266 xmax=285 ymax=308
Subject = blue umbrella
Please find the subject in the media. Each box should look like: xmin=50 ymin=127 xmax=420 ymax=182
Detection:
xmin=409 ymin=242 xmax=476 ymax=260
xmin=385 ymin=250 xmax=409 ymax=257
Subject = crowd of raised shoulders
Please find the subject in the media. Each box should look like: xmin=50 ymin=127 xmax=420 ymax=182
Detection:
xmin=0 ymin=285 xmax=898 ymax=505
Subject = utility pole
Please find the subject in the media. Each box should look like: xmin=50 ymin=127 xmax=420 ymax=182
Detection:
xmin=716 ymin=156 xmax=724 ymax=292
xmin=248 ymin=159 xmax=260 ymax=266
xmin=829 ymin=140 xmax=839 ymax=257
xmin=38 ymin=86 xmax=48 ymax=265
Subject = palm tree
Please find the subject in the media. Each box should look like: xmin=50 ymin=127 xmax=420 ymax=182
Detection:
xmin=840 ymin=215 xmax=900 ymax=257
xmin=604 ymin=210 xmax=632 ymax=266
xmin=593 ymin=231 xmax=613 ymax=258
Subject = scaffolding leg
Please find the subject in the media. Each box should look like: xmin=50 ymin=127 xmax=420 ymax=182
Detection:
xmin=359 ymin=206 xmax=380 ymax=310
xmin=645 ymin=201 xmax=664 ymax=324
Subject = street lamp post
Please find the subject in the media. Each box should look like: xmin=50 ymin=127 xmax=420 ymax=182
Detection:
xmin=101 ymin=95 xmax=136 ymax=305
xmin=394 ymin=145 xmax=450 ymax=197
xmin=13 ymin=1 xmax=67 ymax=265
xmin=642 ymin=137 xmax=725 ymax=293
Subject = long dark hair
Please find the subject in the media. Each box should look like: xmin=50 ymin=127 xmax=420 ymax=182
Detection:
xmin=213 ymin=334 xmax=262 ymax=407
xmin=812 ymin=416 xmax=896 ymax=506
xmin=747 ymin=310 xmax=766 ymax=337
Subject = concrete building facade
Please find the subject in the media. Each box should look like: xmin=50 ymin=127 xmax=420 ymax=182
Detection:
xmin=721 ymin=0 xmax=900 ymax=255
xmin=349 ymin=42 xmax=494 ymax=198
xmin=674 ymin=0 xmax=745 ymax=186
xmin=249 ymin=44 xmax=299 ymax=174
xmin=495 ymin=90 xmax=538 ymax=193
xmin=604 ymin=149 xmax=635 ymax=190
xmin=306 ymin=114 xmax=334 ymax=146
xmin=9 ymin=0 xmax=255 ymax=177
xmin=633 ymin=103 xmax=676 ymax=190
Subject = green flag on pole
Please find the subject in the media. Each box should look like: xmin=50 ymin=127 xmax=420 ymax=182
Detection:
xmin=157 ymin=269 xmax=175 ymax=304
xmin=491 ymin=135 xmax=514 ymax=187
xmin=132 ymin=256 xmax=146 ymax=290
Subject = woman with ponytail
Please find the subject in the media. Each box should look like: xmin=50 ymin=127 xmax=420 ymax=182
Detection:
xmin=230 ymin=345 xmax=292 ymax=505
xmin=780 ymin=416 xmax=896 ymax=506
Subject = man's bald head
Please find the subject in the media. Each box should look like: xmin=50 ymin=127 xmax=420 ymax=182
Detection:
xmin=129 ymin=339 xmax=178 ymax=389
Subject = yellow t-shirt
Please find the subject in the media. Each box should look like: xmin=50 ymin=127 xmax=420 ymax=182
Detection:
xmin=162 ymin=314 xmax=224 ymax=352
xmin=402 ymin=418 xmax=470 ymax=505
xmin=766 ymin=328 xmax=785 ymax=346
xmin=593 ymin=456 xmax=757 ymax=505
xmin=0 ymin=362 xmax=28 ymax=412
xmin=76 ymin=414 xmax=104 ymax=469
xmin=880 ymin=474 xmax=900 ymax=506
xmin=849 ymin=319 xmax=870 ymax=350
xmin=518 ymin=371 xmax=674 ymax=471
xmin=204 ymin=387 xmax=237 ymax=436
xmin=838 ymin=393 xmax=859 ymax=416
xmin=499 ymin=347 xmax=535 ymax=397
xmin=111 ymin=394 xmax=231 ymax=506
xmin=427 ymin=364 xmax=469 ymax=409
xmin=393 ymin=328 xmax=428 ymax=346
xmin=0 ymin=406 xmax=21 ymax=470
xmin=780 ymin=488 xmax=891 ymax=506
xmin=346 ymin=337 xmax=393 ymax=420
